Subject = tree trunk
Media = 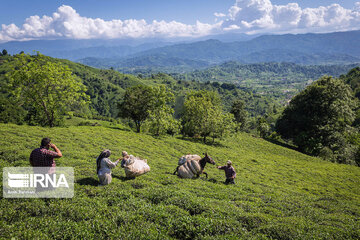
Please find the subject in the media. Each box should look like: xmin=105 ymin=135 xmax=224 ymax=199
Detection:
xmin=41 ymin=100 xmax=52 ymax=127
xmin=135 ymin=121 xmax=141 ymax=133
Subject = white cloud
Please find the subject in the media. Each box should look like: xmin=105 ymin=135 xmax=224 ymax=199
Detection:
xmin=221 ymin=0 xmax=360 ymax=34
xmin=214 ymin=12 xmax=226 ymax=18
xmin=1 ymin=2 xmax=360 ymax=42
xmin=0 ymin=5 xmax=220 ymax=42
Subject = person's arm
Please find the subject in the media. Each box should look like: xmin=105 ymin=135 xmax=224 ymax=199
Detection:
xmin=120 ymin=158 xmax=126 ymax=168
xmin=50 ymin=143 xmax=62 ymax=158
xmin=105 ymin=158 xmax=119 ymax=169
xmin=217 ymin=166 xmax=225 ymax=170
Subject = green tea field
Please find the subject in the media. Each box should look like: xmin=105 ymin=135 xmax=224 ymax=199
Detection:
xmin=1 ymin=123 xmax=359 ymax=239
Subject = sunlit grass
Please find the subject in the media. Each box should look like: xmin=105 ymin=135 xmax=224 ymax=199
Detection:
xmin=1 ymin=123 xmax=359 ymax=239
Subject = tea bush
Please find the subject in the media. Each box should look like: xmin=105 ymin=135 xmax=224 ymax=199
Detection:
xmin=0 ymin=123 xmax=359 ymax=239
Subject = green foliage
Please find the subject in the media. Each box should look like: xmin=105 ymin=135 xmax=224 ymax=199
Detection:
xmin=118 ymin=85 xmax=154 ymax=133
xmin=182 ymin=90 xmax=235 ymax=143
xmin=257 ymin=117 xmax=271 ymax=138
xmin=0 ymin=96 xmax=26 ymax=124
xmin=231 ymin=99 xmax=248 ymax=131
xmin=5 ymin=53 xmax=89 ymax=127
xmin=174 ymin=62 xmax=358 ymax=104
xmin=143 ymin=86 xmax=180 ymax=136
xmin=276 ymin=76 xmax=359 ymax=164
xmin=1 ymin=55 xmax=273 ymax=126
xmin=0 ymin=123 xmax=359 ymax=239
xmin=340 ymin=67 xmax=360 ymax=99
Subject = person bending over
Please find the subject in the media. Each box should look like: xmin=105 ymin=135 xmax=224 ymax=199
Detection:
xmin=217 ymin=160 xmax=236 ymax=184
xmin=96 ymin=149 xmax=120 ymax=186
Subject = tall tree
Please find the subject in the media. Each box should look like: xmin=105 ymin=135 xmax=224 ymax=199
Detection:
xmin=182 ymin=90 xmax=234 ymax=143
xmin=230 ymin=99 xmax=248 ymax=131
xmin=144 ymin=86 xmax=180 ymax=136
xmin=118 ymin=85 xmax=154 ymax=133
xmin=276 ymin=76 xmax=358 ymax=163
xmin=6 ymin=53 xmax=89 ymax=127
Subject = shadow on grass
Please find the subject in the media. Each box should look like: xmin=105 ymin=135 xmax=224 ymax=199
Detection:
xmin=165 ymin=171 xmax=177 ymax=176
xmin=76 ymin=177 xmax=99 ymax=186
xmin=106 ymin=126 xmax=132 ymax=132
xmin=206 ymin=178 xmax=218 ymax=183
xmin=264 ymin=138 xmax=299 ymax=152
xmin=112 ymin=174 xmax=135 ymax=181
xmin=176 ymin=136 xmax=226 ymax=147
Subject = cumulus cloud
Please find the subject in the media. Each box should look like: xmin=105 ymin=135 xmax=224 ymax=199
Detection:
xmin=0 ymin=5 xmax=220 ymax=42
xmin=220 ymin=0 xmax=360 ymax=34
xmin=1 ymin=2 xmax=360 ymax=42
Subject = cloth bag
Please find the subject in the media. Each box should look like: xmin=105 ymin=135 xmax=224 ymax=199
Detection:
xmin=124 ymin=156 xmax=150 ymax=177
xmin=178 ymin=154 xmax=201 ymax=165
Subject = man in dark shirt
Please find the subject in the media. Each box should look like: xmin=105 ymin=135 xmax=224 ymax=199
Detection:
xmin=30 ymin=138 xmax=62 ymax=168
xmin=217 ymin=160 xmax=236 ymax=184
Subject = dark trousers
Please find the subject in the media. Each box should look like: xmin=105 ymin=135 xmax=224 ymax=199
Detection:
xmin=225 ymin=178 xmax=235 ymax=184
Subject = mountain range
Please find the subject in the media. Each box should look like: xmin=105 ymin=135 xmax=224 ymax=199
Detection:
xmin=1 ymin=30 xmax=360 ymax=71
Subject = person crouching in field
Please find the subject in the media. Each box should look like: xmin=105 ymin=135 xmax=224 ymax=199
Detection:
xmin=120 ymin=151 xmax=131 ymax=168
xmin=217 ymin=160 xmax=236 ymax=184
xmin=96 ymin=149 xmax=120 ymax=186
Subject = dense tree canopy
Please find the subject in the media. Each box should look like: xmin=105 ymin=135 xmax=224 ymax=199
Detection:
xmin=118 ymin=85 xmax=154 ymax=133
xmin=182 ymin=90 xmax=234 ymax=143
xmin=231 ymin=99 xmax=248 ymax=131
xmin=143 ymin=86 xmax=180 ymax=136
xmin=276 ymin=76 xmax=359 ymax=164
xmin=6 ymin=53 xmax=89 ymax=127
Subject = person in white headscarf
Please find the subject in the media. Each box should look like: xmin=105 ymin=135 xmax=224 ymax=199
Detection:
xmin=96 ymin=149 xmax=120 ymax=185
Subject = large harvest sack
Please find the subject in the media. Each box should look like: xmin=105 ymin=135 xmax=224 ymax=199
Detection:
xmin=178 ymin=154 xmax=201 ymax=166
xmin=123 ymin=156 xmax=150 ymax=177
xmin=177 ymin=159 xmax=202 ymax=179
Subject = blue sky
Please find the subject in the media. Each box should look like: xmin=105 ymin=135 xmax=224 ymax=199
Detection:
xmin=1 ymin=0 xmax=359 ymax=42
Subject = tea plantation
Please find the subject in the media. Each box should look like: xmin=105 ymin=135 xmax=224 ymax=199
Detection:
xmin=0 ymin=123 xmax=359 ymax=239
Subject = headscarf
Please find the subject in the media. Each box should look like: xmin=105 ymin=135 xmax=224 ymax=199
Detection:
xmin=96 ymin=149 xmax=111 ymax=174
xmin=227 ymin=160 xmax=232 ymax=165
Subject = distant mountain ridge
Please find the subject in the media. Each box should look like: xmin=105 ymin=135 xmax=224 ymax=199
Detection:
xmin=0 ymin=39 xmax=173 ymax=60
xmin=1 ymin=30 xmax=359 ymax=67
xmin=127 ymin=30 xmax=360 ymax=64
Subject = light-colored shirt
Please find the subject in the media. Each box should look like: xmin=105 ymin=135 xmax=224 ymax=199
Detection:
xmin=98 ymin=158 xmax=118 ymax=176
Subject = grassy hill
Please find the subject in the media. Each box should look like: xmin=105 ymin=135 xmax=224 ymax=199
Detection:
xmin=1 ymin=123 xmax=359 ymax=239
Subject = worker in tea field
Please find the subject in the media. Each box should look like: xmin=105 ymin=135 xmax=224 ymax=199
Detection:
xmin=96 ymin=149 xmax=120 ymax=185
xmin=120 ymin=151 xmax=133 ymax=167
xmin=217 ymin=160 xmax=236 ymax=184
xmin=30 ymin=137 xmax=62 ymax=170
xmin=120 ymin=150 xmax=150 ymax=178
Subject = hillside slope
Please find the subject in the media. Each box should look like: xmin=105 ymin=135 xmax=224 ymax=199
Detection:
xmin=0 ymin=123 xmax=359 ymax=239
